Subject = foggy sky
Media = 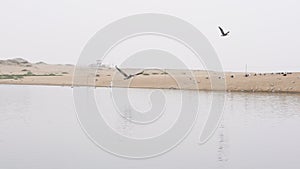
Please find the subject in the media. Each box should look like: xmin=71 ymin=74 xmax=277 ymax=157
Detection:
xmin=0 ymin=0 xmax=299 ymax=72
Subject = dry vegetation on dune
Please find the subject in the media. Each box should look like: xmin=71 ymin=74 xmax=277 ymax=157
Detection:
xmin=0 ymin=58 xmax=300 ymax=93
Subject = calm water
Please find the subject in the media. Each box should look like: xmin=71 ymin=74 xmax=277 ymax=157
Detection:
xmin=1 ymin=85 xmax=300 ymax=169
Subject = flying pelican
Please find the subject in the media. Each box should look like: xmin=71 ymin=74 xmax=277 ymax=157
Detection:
xmin=115 ymin=66 xmax=144 ymax=80
xmin=218 ymin=26 xmax=230 ymax=37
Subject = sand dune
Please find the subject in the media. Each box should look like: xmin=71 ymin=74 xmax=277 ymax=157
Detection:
xmin=1 ymin=58 xmax=299 ymax=93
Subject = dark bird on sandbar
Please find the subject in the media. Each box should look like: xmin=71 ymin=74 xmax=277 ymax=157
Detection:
xmin=218 ymin=26 xmax=230 ymax=37
xmin=115 ymin=65 xmax=144 ymax=80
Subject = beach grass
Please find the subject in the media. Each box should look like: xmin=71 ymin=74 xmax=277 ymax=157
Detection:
xmin=0 ymin=71 xmax=60 ymax=80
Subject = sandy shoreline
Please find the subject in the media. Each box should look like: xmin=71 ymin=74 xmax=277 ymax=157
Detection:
xmin=1 ymin=58 xmax=300 ymax=93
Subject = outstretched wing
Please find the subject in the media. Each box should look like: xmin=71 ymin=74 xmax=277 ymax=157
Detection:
xmin=218 ymin=26 xmax=225 ymax=35
xmin=115 ymin=66 xmax=128 ymax=77
xmin=134 ymin=71 xmax=144 ymax=76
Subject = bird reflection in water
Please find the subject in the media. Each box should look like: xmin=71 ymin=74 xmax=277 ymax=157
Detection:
xmin=217 ymin=119 xmax=229 ymax=163
xmin=117 ymin=105 xmax=134 ymax=136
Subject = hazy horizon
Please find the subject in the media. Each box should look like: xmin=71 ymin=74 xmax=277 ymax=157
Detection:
xmin=1 ymin=0 xmax=299 ymax=72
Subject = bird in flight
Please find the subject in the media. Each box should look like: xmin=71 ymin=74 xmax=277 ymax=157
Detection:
xmin=115 ymin=65 xmax=144 ymax=80
xmin=218 ymin=26 xmax=230 ymax=37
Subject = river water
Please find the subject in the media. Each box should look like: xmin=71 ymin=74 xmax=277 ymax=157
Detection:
xmin=0 ymin=85 xmax=300 ymax=169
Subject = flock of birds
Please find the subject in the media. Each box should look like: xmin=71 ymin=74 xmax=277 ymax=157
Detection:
xmin=112 ymin=27 xmax=293 ymax=80
xmin=114 ymin=27 xmax=230 ymax=80
xmin=95 ymin=27 xmax=299 ymax=93
xmin=229 ymin=72 xmax=293 ymax=78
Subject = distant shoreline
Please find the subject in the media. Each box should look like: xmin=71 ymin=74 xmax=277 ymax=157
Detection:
xmin=2 ymin=83 xmax=300 ymax=96
xmin=1 ymin=58 xmax=300 ymax=93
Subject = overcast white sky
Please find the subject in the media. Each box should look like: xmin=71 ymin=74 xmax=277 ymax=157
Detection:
xmin=0 ymin=0 xmax=299 ymax=72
